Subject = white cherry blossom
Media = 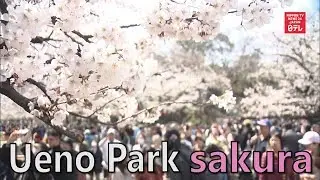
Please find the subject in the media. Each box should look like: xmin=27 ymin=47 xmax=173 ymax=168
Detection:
xmin=0 ymin=0 xmax=297 ymax=128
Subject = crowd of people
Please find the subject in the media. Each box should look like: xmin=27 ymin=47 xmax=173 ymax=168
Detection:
xmin=0 ymin=118 xmax=319 ymax=180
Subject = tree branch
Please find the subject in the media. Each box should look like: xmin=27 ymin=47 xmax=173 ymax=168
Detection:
xmin=68 ymin=100 xmax=210 ymax=126
xmin=68 ymin=112 xmax=106 ymax=125
xmin=112 ymin=100 xmax=209 ymax=125
xmin=228 ymin=10 xmax=237 ymax=13
xmin=273 ymin=32 xmax=312 ymax=74
xmin=30 ymin=36 xmax=62 ymax=44
xmin=0 ymin=79 xmax=83 ymax=142
xmin=0 ymin=80 xmax=33 ymax=112
xmin=30 ymin=30 xmax=61 ymax=44
xmin=120 ymin=24 xmax=140 ymax=28
xmin=67 ymin=95 xmax=124 ymax=121
xmin=25 ymin=78 xmax=54 ymax=103
xmin=291 ymin=48 xmax=305 ymax=63
xmin=41 ymin=115 xmax=84 ymax=142
xmin=275 ymin=54 xmax=312 ymax=74
xmin=0 ymin=0 xmax=8 ymax=14
xmin=63 ymin=31 xmax=84 ymax=46
xmin=68 ymin=111 xmax=89 ymax=119
xmin=273 ymin=33 xmax=290 ymax=45
xmin=170 ymin=0 xmax=186 ymax=4
xmin=92 ymin=84 xmax=129 ymax=95
xmin=71 ymin=30 xmax=93 ymax=43
xmin=88 ymin=94 xmax=124 ymax=118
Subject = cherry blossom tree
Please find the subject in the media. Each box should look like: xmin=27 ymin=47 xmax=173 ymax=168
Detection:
xmin=137 ymin=43 xmax=235 ymax=123
xmin=0 ymin=0 xmax=293 ymax=140
xmin=240 ymin=20 xmax=320 ymax=119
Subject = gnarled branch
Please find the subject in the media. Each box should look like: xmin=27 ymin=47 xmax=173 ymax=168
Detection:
xmin=0 ymin=80 xmax=33 ymax=112
xmin=25 ymin=78 xmax=54 ymax=103
xmin=0 ymin=79 xmax=83 ymax=142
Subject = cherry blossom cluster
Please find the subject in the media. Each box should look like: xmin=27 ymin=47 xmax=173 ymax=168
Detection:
xmin=209 ymin=90 xmax=236 ymax=112
xmin=240 ymin=85 xmax=308 ymax=117
xmin=0 ymin=0 xmax=295 ymax=126
xmin=145 ymin=0 xmax=292 ymax=41
xmin=146 ymin=0 xmax=234 ymax=41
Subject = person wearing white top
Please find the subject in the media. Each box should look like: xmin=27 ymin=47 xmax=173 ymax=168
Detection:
xmin=298 ymin=131 xmax=320 ymax=179
xmin=98 ymin=128 xmax=121 ymax=179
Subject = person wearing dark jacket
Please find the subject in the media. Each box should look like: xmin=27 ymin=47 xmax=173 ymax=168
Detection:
xmin=282 ymin=123 xmax=301 ymax=154
xmin=0 ymin=158 xmax=12 ymax=180
xmin=237 ymin=122 xmax=255 ymax=151
xmin=0 ymin=130 xmax=53 ymax=180
xmin=89 ymin=141 xmax=103 ymax=180
xmin=165 ymin=129 xmax=207 ymax=180
xmin=14 ymin=143 xmax=54 ymax=180
xmin=0 ymin=129 xmax=17 ymax=180
xmin=47 ymin=130 xmax=77 ymax=180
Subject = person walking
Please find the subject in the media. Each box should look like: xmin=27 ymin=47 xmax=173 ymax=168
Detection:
xmin=90 ymin=141 xmax=103 ymax=180
xmin=99 ymin=128 xmax=121 ymax=180
xmin=47 ymin=130 xmax=77 ymax=180
xmin=258 ymin=131 xmax=295 ymax=180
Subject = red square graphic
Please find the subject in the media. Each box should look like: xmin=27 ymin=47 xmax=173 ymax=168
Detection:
xmin=284 ymin=12 xmax=306 ymax=33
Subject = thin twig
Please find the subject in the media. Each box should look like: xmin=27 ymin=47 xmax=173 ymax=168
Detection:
xmin=114 ymin=100 xmax=209 ymax=125
xmin=170 ymin=0 xmax=187 ymax=4
xmin=92 ymin=84 xmax=128 ymax=95
xmin=120 ymin=24 xmax=140 ymax=28
xmin=228 ymin=10 xmax=237 ymax=13
xmin=87 ymin=94 xmax=124 ymax=118
xmin=275 ymin=54 xmax=312 ymax=74
xmin=67 ymin=94 xmax=124 ymax=119
xmin=71 ymin=30 xmax=93 ymax=43
xmin=68 ymin=111 xmax=89 ymax=119
xmin=63 ymin=31 xmax=84 ymax=46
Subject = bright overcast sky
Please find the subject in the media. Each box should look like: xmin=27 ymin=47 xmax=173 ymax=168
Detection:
xmin=217 ymin=0 xmax=319 ymax=60
xmin=221 ymin=0 xmax=319 ymax=36
xmin=223 ymin=0 xmax=318 ymax=41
